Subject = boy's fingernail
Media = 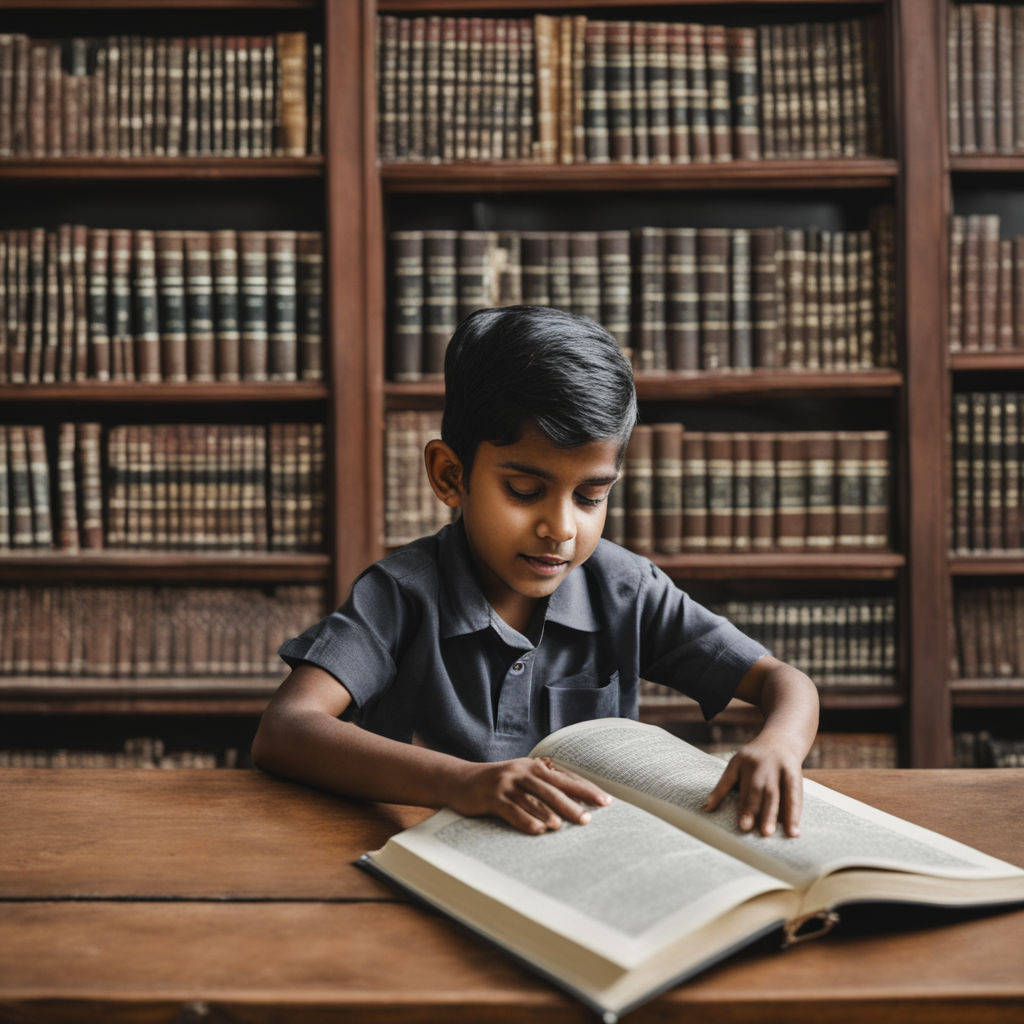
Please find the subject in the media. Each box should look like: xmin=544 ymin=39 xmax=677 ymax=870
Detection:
xmin=739 ymin=814 xmax=753 ymax=831
xmin=578 ymin=811 xmax=591 ymax=825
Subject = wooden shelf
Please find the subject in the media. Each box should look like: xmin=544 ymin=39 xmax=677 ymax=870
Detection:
xmin=951 ymin=680 xmax=1024 ymax=709
xmin=640 ymin=688 xmax=904 ymax=725
xmin=950 ymin=352 xmax=1024 ymax=371
xmin=1 ymin=0 xmax=314 ymax=7
xmin=654 ymin=551 xmax=904 ymax=580
xmin=381 ymin=0 xmax=881 ymax=12
xmin=386 ymin=369 xmax=903 ymax=405
xmin=0 ymin=382 xmax=329 ymax=403
xmin=949 ymin=556 xmax=1024 ymax=576
xmin=380 ymin=158 xmax=899 ymax=193
xmin=0 ymin=552 xmax=330 ymax=584
xmin=0 ymin=677 xmax=278 ymax=715
xmin=0 ymin=158 xmax=324 ymax=182
xmin=950 ymin=154 xmax=1024 ymax=173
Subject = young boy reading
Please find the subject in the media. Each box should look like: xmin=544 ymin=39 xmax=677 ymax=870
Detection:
xmin=252 ymin=306 xmax=819 ymax=838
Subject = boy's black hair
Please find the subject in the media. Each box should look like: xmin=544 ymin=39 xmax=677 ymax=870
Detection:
xmin=441 ymin=305 xmax=638 ymax=480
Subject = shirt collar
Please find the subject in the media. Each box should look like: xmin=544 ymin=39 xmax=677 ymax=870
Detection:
xmin=437 ymin=520 xmax=603 ymax=639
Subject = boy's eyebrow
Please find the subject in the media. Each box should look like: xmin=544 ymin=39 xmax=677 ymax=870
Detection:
xmin=498 ymin=460 xmax=619 ymax=485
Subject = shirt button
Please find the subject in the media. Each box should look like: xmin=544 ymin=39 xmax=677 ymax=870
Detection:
xmin=511 ymin=662 xmax=525 ymax=674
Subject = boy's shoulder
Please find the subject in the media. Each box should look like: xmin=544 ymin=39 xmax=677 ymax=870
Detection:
xmin=582 ymin=537 xmax=660 ymax=600
xmin=369 ymin=530 xmax=446 ymax=586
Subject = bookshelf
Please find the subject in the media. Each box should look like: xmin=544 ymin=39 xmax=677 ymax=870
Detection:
xmin=1 ymin=0 xmax=1021 ymax=770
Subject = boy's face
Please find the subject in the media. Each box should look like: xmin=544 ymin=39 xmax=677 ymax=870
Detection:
xmin=456 ymin=425 xmax=622 ymax=633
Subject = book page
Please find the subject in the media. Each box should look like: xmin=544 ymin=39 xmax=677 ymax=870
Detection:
xmin=534 ymin=719 xmax=1024 ymax=889
xmin=384 ymin=797 xmax=792 ymax=969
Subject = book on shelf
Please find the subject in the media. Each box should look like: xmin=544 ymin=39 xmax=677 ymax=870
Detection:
xmin=0 ymin=583 xmax=324 ymax=680
xmin=952 ymin=583 xmax=1024 ymax=681
xmin=0 ymin=421 xmax=323 ymax=553
xmin=609 ymin=427 xmax=890 ymax=555
xmin=385 ymin=216 xmax=895 ymax=380
xmin=948 ymin=213 xmax=1024 ymax=352
xmin=377 ymin=12 xmax=885 ymax=165
xmin=0 ymin=737 xmax=239 ymax=770
xmin=360 ymin=717 xmax=1024 ymax=1022
xmin=0 ymin=225 xmax=323 ymax=384
xmin=949 ymin=4 xmax=1024 ymax=156
xmin=0 ymin=32 xmax=319 ymax=158
xmin=950 ymin=390 xmax=1024 ymax=553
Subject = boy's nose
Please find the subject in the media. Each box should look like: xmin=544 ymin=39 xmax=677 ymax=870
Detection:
xmin=537 ymin=499 xmax=576 ymax=543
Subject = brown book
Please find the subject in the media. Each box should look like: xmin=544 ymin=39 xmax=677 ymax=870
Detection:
xmin=706 ymin=23 xmax=731 ymax=162
xmin=533 ymin=14 xmax=558 ymax=163
xmin=629 ymin=21 xmax=649 ymax=164
xmin=183 ymin=230 xmax=216 ymax=382
xmin=651 ymin=422 xmax=684 ymax=554
xmin=598 ymin=231 xmax=631 ymax=362
xmin=973 ymin=4 xmax=998 ymax=153
xmin=805 ymin=431 xmax=837 ymax=551
xmin=997 ymin=237 xmax=1014 ymax=350
xmin=634 ymin=226 xmax=666 ymax=372
xmin=750 ymin=432 xmax=776 ymax=550
xmin=1001 ymin=393 xmax=1020 ymax=552
xmin=681 ymin=430 xmax=707 ymax=550
xmin=751 ymin=227 xmax=780 ymax=368
xmin=267 ymin=230 xmax=299 ymax=381
xmin=705 ymin=432 xmax=734 ymax=550
xmin=77 ymin=421 xmax=104 ymax=550
xmin=978 ymin=213 xmax=1000 ymax=349
xmin=276 ymin=32 xmax=307 ymax=156
xmin=132 ymin=228 xmax=161 ymax=383
xmin=239 ymin=230 xmax=269 ymax=380
xmin=297 ymin=231 xmax=324 ymax=381
xmin=212 ymin=229 xmax=241 ymax=381
xmin=155 ymin=231 xmax=187 ymax=382
xmin=647 ymin=20 xmax=670 ymax=164
xmin=26 ymin=424 xmax=53 ymax=548
xmin=624 ymin=423 xmax=654 ymax=553
xmin=731 ymin=432 xmax=752 ymax=551
xmin=687 ymin=22 xmax=711 ymax=162
xmin=952 ymin=393 xmax=972 ymax=554
xmin=861 ymin=430 xmax=890 ymax=550
xmin=835 ymin=430 xmax=865 ymax=549
xmin=774 ymin=432 xmax=808 ymax=552
xmin=948 ymin=216 xmax=965 ymax=351
xmin=108 ymin=227 xmax=134 ymax=381
xmin=697 ymin=228 xmax=729 ymax=369
xmin=665 ymin=227 xmax=698 ymax=371
xmin=985 ymin=393 xmax=1004 ymax=550
xmin=606 ymin=19 xmax=633 ymax=162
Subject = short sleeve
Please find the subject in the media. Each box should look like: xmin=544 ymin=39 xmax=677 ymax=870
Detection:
xmin=278 ymin=564 xmax=412 ymax=708
xmin=637 ymin=561 xmax=769 ymax=719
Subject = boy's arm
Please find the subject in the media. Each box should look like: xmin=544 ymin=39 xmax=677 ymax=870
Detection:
xmin=251 ymin=662 xmax=611 ymax=834
xmin=703 ymin=654 xmax=819 ymax=838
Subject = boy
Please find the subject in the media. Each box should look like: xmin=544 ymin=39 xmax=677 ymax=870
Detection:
xmin=252 ymin=306 xmax=819 ymax=838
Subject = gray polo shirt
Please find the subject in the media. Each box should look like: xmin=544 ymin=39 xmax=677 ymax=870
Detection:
xmin=279 ymin=520 xmax=768 ymax=762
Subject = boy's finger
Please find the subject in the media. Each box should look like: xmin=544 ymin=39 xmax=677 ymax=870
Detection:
xmin=757 ymin=784 xmax=780 ymax=837
xmin=536 ymin=760 xmax=612 ymax=806
xmin=523 ymin=777 xmax=594 ymax=825
xmin=780 ymin=770 xmax=803 ymax=837
xmin=704 ymin=759 xmax=738 ymax=812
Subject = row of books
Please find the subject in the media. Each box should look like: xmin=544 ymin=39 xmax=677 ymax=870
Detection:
xmin=712 ymin=596 xmax=895 ymax=687
xmin=955 ymin=731 xmax=1024 ymax=768
xmin=0 ymin=32 xmax=320 ymax=158
xmin=948 ymin=4 xmax=1024 ymax=155
xmin=0 ymin=740 xmax=240 ymax=769
xmin=0 ymin=422 xmax=324 ymax=553
xmin=0 ymin=584 xmax=323 ymax=678
xmin=377 ymin=13 xmax=884 ymax=164
xmin=951 ymin=391 xmax=1024 ymax=553
xmin=389 ymin=214 xmax=897 ymax=380
xmin=0 ymin=226 xmax=324 ymax=385
xmin=948 ymin=215 xmax=1024 ymax=352
xmin=382 ymin=413 xmax=891 ymax=554
xmin=952 ymin=585 xmax=1024 ymax=680
xmin=385 ymin=411 xmax=456 ymax=546
xmin=613 ymin=425 xmax=890 ymax=554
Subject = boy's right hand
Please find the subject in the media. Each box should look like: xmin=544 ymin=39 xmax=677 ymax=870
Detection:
xmin=448 ymin=756 xmax=613 ymax=834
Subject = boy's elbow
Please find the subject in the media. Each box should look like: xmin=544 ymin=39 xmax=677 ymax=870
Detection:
xmin=250 ymin=709 xmax=285 ymax=773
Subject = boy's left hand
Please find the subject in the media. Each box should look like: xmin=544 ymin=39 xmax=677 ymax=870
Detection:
xmin=703 ymin=731 xmax=805 ymax=838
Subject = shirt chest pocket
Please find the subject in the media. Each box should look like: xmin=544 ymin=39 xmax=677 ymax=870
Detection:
xmin=545 ymin=670 xmax=621 ymax=732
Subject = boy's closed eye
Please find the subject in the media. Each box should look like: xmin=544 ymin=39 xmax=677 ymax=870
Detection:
xmin=504 ymin=480 xmax=610 ymax=509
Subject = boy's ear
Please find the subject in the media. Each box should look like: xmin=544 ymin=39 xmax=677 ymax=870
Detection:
xmin=424 ymin=439 xmax=466 ymax=507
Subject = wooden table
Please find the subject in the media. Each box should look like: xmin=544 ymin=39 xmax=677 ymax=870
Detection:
xmin=2 ymin=768 xmax=1023 ymax=1023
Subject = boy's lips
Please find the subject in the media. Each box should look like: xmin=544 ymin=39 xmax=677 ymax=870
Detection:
xmin=520 ymin=554 xmax=570 ymax=575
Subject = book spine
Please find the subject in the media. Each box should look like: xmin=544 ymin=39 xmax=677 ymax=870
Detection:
xmin=775 ymin=432 xmax=808 ymax=552
xmin=606 ymin=19 xmax=633 ymax=162
xmin=239 ymin=231 xmax=269 ymax=381
xmin=680 ymin=430 xmax=707 ymax=550
xmin=665 ymin=227 xmax=698 ymax=371
xmin=276 ymin=32 xmax=307 ymax=156
xmin=212 ymin=229 xmax=241 ymax=381
xmin=296 ymin=231 xmax=323 ymax=381
xmin=132 ymin=228 xmax=161 ymax=382
xmin=598 ymin=230 xmax=631 ymax=362
xmin=267 ymin=230 xmax=299 ymax=381
xmin=183 ymin=230 xmax=216 ymax=382
xmin=584 ymin=20 xmax=610 ymax=163
xmin=697 ymin=227 xmax=729 ymax=369
xmin=750 ymin=432 xmax=776 ymax=550
xmin=634 ymin=226 xmax=666 ymax=372
xmin=651 ymin=421 xmax=684 ymax=554
xmin=624 ymin=423 xmax=654 ymax=553
xmin=705 ymin=431 xmax=734 ymax=550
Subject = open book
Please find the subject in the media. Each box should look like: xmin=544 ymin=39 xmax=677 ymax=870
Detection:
xmin=358 ymin=718 xmax=1024 ymax=1022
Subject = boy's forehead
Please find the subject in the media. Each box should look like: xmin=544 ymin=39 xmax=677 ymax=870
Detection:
xmin=482 ymin=427 xmax=623 ymax=479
